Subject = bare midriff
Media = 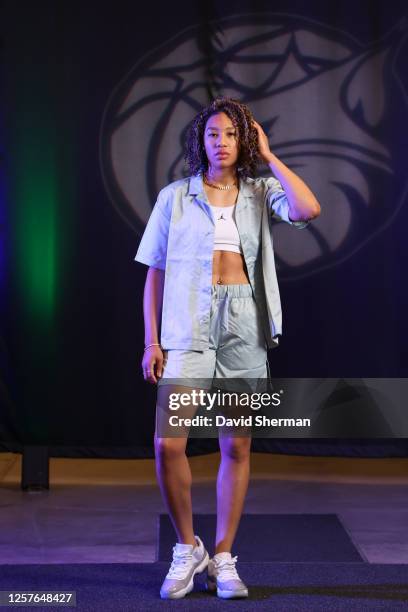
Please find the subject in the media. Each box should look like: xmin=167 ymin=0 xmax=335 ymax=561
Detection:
xmin=212 ymin=250 xmax=250 ymax=285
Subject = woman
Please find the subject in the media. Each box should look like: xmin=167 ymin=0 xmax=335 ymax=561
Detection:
xmin=135 ymin=97 xmax=321 ymax=599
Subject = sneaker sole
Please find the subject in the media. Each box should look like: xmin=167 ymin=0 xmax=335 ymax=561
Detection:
xmin=207 ymin=577 xmax=248 ymax=599
xmin=160 ymin=551 xmax=209 ymax=599
xmin=217 ymin=587 xmax=249 ymax=599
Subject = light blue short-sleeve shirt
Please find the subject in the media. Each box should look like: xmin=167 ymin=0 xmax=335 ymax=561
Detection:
xmin=135 ymin=173 xmax=309 ymax=350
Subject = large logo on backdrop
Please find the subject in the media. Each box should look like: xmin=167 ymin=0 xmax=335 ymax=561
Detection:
xmin=100 ymin=14 xmax=408 ymax=279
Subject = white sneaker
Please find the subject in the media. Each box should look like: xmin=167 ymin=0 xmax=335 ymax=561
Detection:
xmin=160 ymin=535 xmax=209 ymax=599
xmin=207 ymin=551 xmax=248 ymax=599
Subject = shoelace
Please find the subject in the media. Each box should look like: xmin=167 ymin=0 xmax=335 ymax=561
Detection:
xmin=213 ymin=555 xmax=240 ymax=580
xmin=166 ymin=547 xmax=193 ymax=579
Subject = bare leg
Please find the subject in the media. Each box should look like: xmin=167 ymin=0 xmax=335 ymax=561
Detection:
xmin=215 ymin=436 xmax=251 ymax=554
xmin=154 ymin=434 xmax=196 ymax=546
xmin=154 ymin=384 xmax=198 ymax=547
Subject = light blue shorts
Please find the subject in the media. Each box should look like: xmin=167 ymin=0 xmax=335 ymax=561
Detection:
xmin=157 ymin=283 xmax=269 ymax=391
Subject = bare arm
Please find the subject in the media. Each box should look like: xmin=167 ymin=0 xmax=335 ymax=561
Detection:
xmin=253 ymin=119 xmax=321 ymax=221
xmin=266 ymin=152 xmax=321 ymax=221
xmin=141 ymin=266 xmax=165 ymax=384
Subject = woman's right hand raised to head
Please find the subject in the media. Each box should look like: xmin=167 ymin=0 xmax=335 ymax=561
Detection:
xmin=142 ymin=345 xmax=164 ymax=384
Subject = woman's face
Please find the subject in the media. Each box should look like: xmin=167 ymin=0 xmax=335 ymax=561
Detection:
xmin=203 ymin=112 xmax=239 ymax=172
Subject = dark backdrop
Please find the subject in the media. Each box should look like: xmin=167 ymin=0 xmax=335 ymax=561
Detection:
xmin=1 ymin=0 xmax=408 ymax=457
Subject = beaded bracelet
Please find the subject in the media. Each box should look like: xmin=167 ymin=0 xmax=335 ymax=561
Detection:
xmin=144 ymin=342 xmax=162 ymax=352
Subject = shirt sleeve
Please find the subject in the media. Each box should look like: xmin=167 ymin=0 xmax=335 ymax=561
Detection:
xmin=264 ymin=177 xmax=310 ymax=229
xmin=134 ymin=189 xmax=171 ymax=270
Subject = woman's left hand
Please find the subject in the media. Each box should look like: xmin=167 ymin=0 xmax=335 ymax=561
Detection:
xmin=252 ymin=120 xmax=274 ymax=164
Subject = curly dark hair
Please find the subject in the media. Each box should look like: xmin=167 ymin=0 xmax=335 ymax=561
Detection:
xmin=184 ymin=97 xmax=261 ymax=179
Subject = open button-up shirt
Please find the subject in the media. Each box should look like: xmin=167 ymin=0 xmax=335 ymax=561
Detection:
xmin=134 ymin=173 xmax=309 ymax=350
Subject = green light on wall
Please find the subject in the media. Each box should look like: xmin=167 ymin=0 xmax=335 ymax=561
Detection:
xmin=14 ymin=149 xmax=57 ymax=324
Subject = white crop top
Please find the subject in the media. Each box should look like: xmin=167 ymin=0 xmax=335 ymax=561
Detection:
xmin=210 ymin=204 xmax=243 ymax=254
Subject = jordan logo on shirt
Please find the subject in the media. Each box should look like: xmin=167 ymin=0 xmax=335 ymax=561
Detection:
xmin=218 ymin=213 xmax=226 ymax=220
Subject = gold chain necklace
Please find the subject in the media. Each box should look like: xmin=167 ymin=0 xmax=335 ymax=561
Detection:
xmin=204 ymin=174 xmax=237 ymax=191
